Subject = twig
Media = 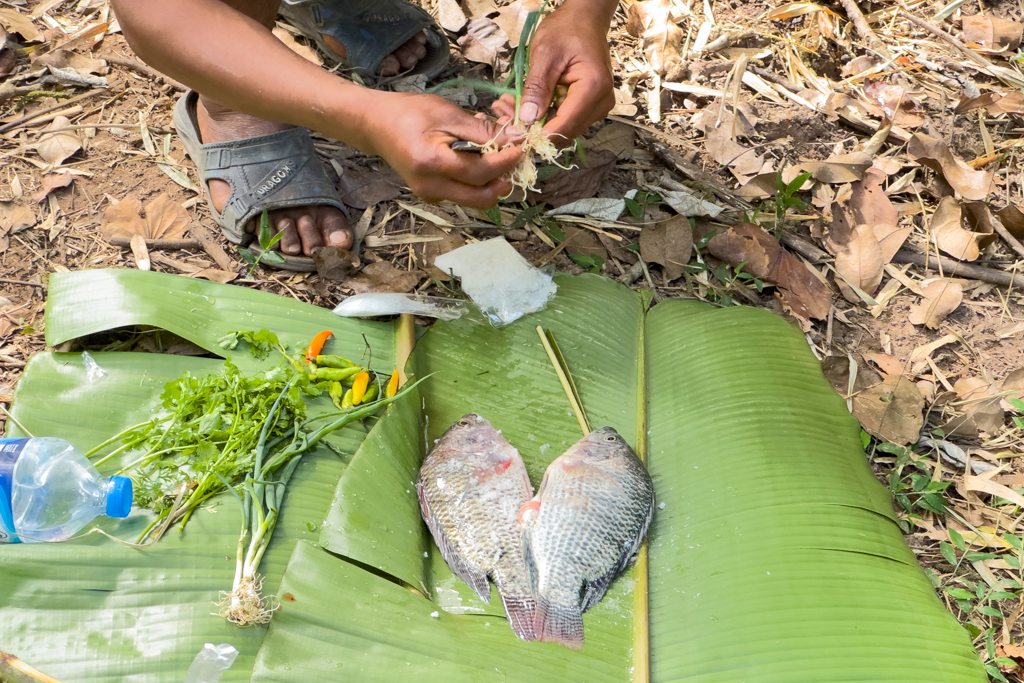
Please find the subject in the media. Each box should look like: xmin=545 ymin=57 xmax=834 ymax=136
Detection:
xmin=0 ymin=83 xmax=40 ymax=106
xmin=780 ymin=232 xmax=830 ymax=262
xmin=0 ymin=87 xmax=110 ymax=134
xmin=0 ymin=652 xmax=65 ymax=683
xmin=536 ymin=326 xmax=590 ymax=435
xmin=991 ymin=215 xmax=1024 ymax=261
xmin=838 ymin=0 xmax=893 ymax=59
xmin=0 ymin=278 xmax=45 ymax=288
xmin=108 ymin=237 xmax=203 ymax=250
xmin=892 ymin=249 xmax=1021 ymax=288
xmin=631 ymin=317 xmax=649 ymax=683
xmin=103 ymin=56 xmax=187 ymax=92
xmin=394 ymin=313 xmax=416 ymax=386
xmin=637 ymin=132 xmax=752 ymax=212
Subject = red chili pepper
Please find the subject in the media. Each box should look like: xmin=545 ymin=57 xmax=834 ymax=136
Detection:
xmin=306 ymin=331 xmax=333 ymax=363
xmin=386 ymin=369 xmax=400 ymax=398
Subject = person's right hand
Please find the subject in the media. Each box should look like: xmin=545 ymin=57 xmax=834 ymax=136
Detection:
xmin=360 ymin=93 xmax=523 ymax=209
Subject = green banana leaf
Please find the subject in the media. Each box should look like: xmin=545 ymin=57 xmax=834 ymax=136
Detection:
xmin=0 ymin=269 xmax=985 ymax=682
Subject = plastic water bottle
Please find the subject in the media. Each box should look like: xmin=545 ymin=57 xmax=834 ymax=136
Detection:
xmin=0 ymin=437 xmax=133 ymax=543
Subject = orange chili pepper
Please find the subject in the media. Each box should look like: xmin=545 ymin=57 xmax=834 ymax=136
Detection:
xmin=386 ymin=369 xmax=400 ymax=398
xmin=306 ymin=331 xmax=333 ymax=363
xmin=350 ymin=371 xmax=370 ymax=406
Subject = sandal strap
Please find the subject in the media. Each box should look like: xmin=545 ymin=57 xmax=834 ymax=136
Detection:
xmin=172 ymin=92 xmax=350 ymax=248
xmin=280 ymin=0 xmax=450 ymax=79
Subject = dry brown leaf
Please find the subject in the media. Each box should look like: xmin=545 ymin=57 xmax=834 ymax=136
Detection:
xmin=821 ymin=356 xmax=882 ymax=397
xmin=908 ymin=278 xmax=962 ymax=329
xmin=639 ymin=0 xmax=683 ymax=79
xmin=36 ymin=116 xmax=82 ymax=167
xmin=130 ymin=233 xmax=150 ymax=271
xmin=0 ymin=203 xmax=37 ymax=234
xmin=862 ymin=80 xmax=926 ymax=127
xmin=852 ymin=376 xmax=925 ymax=445
xmin=34 ymin=49 xmax=107 ymax=75
xmin=835 ymin=224 xmax=883 ymax=300
xmin=996 ymin=203 xmax=1024 ymax=239
xmin=961 ymin=201 xmax=1000 ymax=250
xmin=562 ymin=226 xmax=609 ymax=262
xmin=272 ymin=26 xmax=323 ymax=65
xmin=437 ymin=0 xmax=469 ymax=34
xmin=457 ymin=18 xmax=508 ymax=69
xmin=191 ymin=269 xmax=238 ymax=284
xmin=463 ymin=0 xmax=497 ymax=21
xmin=337 ymin=167 xmax=404 ymax=210
xmin=841 ymin=55 xmax=879 ymax=77
xmin=708 ymin=223 xmax=831 ymax=327
xmin=312 ymin=246 xmax=359 ymax=281
xmin=414 ymin=223 xmax=466 ymax=281
xmin=944 ymin=374 xmax=1008 ymax=437
xmin=798 ymin=152 xmax=871 ymax=184
xmin=908 ymin=133 xmax=994 ymax=201
xmin=493 ymin=0 xmax=537 ymax=47
xmin=638 ymin=215 xmax=693 ymax=281
xmin=31 ymin=173 xmax=74 ymax=203
xmin=863 ymin=351 xmax=905 ymax=377
xmin=348 ymin=261 xmax=424 ymax=294
xmin=931 ymin=196 xmax=985 ymax=261
xmin=956 ymin=91 xmax=1024 ymax=115
xmin=850 ymin=167 xmax=897 ymax=227
xmin=533 ymin=149 xmax=616 ymax=207
xmin=963 ymin=14 xmax=1022 ymax=53
xmin=101 ymin=193 xmax=189 ymax=240
xmin=0 ymin=8 xmax=41 ymax=42
xmin=872 ymin=224 xmax=912 ymax=263
xmin=823 ymin=201 xmax=856 ymax=254
xmin=585 ymin=122 xmax=635 ymax=161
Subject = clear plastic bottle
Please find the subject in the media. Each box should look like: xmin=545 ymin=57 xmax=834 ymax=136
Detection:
xmin=0 ymin=437 xmax=133 ymax=543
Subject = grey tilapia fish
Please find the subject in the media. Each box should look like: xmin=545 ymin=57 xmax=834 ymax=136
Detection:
xmin=519 ymin=426 xmax=655 ymax=650
xmin=416 ymin=413 xmax=538 ymax=641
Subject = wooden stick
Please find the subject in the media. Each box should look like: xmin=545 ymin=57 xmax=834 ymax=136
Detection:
xmin=891 ymin=249 xmax=1022 ymax=288
xmin=536 ymin=326 xmax=590 ymax=436
xmin=631 ymin=317 xmax=650 ymax=683
xmin=638 ymin=133 xmax=752 ymax=212
xmin=108 ymin=236 xmax=203 ymax=250
xmin=0 ymin=652 xmax=65 ymax=683
xmin=394 ymin=313 xmax=416 ymax=386
xmin=0 ymin=87 xmax=110 ymax=134
xmin=992 ymin=215 xmax=1024 ymax=261
xmin=103 ymin=56 xmax=187 ymax=92
xmin=838 ymin=0 xmax=892 ymax=58
xmin=0 ymin=278 xmax=45 ymax=288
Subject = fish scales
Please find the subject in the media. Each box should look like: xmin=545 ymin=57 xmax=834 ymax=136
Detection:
xmin=416 ymin=413 xmax=538 ymax=641
xmin=520 ymin=426 xmax=655 ymax=650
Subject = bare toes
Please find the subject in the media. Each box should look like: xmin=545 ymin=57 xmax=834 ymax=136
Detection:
xmin=296 ymin=214 xmax=322 ymax=256
xmin=396 ymin=46 xmax=418 ymax=70
xmin=277 ymin=217 xmax=301 ymax=255
xmin=377 ymin=54 xmax=400 ymax=76
xmin=321 ymin=210 xmax=353 ymax=250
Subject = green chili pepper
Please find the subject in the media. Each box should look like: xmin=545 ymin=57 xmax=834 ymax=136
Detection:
xmin=329 ymin=381 xmax=345 ymax=410
xmin=312 ymin=366 xmax=363 ymax=381
xmin=315 ymin=355 xmax=355 ymax=369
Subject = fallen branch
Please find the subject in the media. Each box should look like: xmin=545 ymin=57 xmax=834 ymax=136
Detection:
xmin=0 ymin=83 xmax=41 ymax=106
xmin=0 ymin=87 xmax=110 ymax=134
xmin=892 ymin=249 xmax=1021 ymax=288
xmin=838 ymin=0 xmax=892 ymax=59
xmin=108 ymin=237 xmax=203 ymax=250
xmin=104 ymin=56 xmax=187 ymax=92
xmin=636 ymin=132 xmax=752 ymax=212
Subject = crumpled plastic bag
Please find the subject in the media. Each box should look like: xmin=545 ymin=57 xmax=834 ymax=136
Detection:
xmin=183 ymin=643 xmax=239 ymax=683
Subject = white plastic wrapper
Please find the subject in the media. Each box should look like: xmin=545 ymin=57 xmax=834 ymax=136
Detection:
xmin=434 ymin=238 xmax=557 ymax=327
xmin=183 ymin=643 xmax=239 ymax=683
xmin=333 ymin=293 xmax=467 ymax=321
xmin=81 ymin=351 xmax=107 ymax=383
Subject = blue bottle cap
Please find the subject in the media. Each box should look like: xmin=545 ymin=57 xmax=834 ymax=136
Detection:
xmin=106 ymin=476 xmax=133 ymax=518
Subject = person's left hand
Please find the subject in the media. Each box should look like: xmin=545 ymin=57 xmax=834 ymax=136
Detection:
xmin=491 ymin=2 xmax=615 ymax=144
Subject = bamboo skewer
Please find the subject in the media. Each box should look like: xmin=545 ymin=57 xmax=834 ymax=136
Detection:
xmin=632 ymin=318 xmax=650 ymax=683
xmin=395 ymin=313 xmax=416 ymax=387
xmin=536 ymin=327 xmax=590 ymax=435
xmin=0 ymin=652 xmax=65 ymax=683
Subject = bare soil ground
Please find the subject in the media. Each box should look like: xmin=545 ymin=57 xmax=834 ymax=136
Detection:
xmin=2 ymin=0 xmax=1024 ymax=677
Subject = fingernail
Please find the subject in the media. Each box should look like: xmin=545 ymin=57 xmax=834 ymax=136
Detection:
xmin=519 ymin=102 xmax=539 ymax=124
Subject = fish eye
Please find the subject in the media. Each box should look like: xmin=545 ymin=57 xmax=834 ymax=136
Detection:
xmin=457 ymin=419 xmax=470 ymax=427
xmin=605 ymin=435 xmax=617 ymax=442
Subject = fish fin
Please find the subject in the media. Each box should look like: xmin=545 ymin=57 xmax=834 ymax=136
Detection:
xmin=500 ymin=593 xmax=539 ymax=641
xmin=416 ymin=483 xmax=492 ymax=603
xmin=580 ymin=496 xmax=656 ymax=613
xmin=521 ymin=526 xmax=539 ymax=594
xmin=534 ymin=598 xmax=584 ymax=650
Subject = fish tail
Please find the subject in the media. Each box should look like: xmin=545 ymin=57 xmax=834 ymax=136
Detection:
xmin=501 ymin=593 xmax=540 ymax=641
xmin=534 ymin=598 xmax=584 ymax=650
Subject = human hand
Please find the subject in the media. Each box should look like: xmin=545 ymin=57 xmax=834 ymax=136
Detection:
xmin=492 ymin=2 xmax=615 ymax=143
xmin=361 ymin=92 xmax=522 ymax=208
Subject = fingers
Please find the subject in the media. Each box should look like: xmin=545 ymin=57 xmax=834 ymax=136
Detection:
xmin=491 ymin=94 xmax=516 ymax=120
xmin=417 ymin=176 xmax=513 ymax=210
xmin=543 ymin=77 xmax=615 ymax=141
xmin=428 ymin=143 xmax=522 ymax=188
xmin=519 ymin=43 xmax=564 ymax=125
